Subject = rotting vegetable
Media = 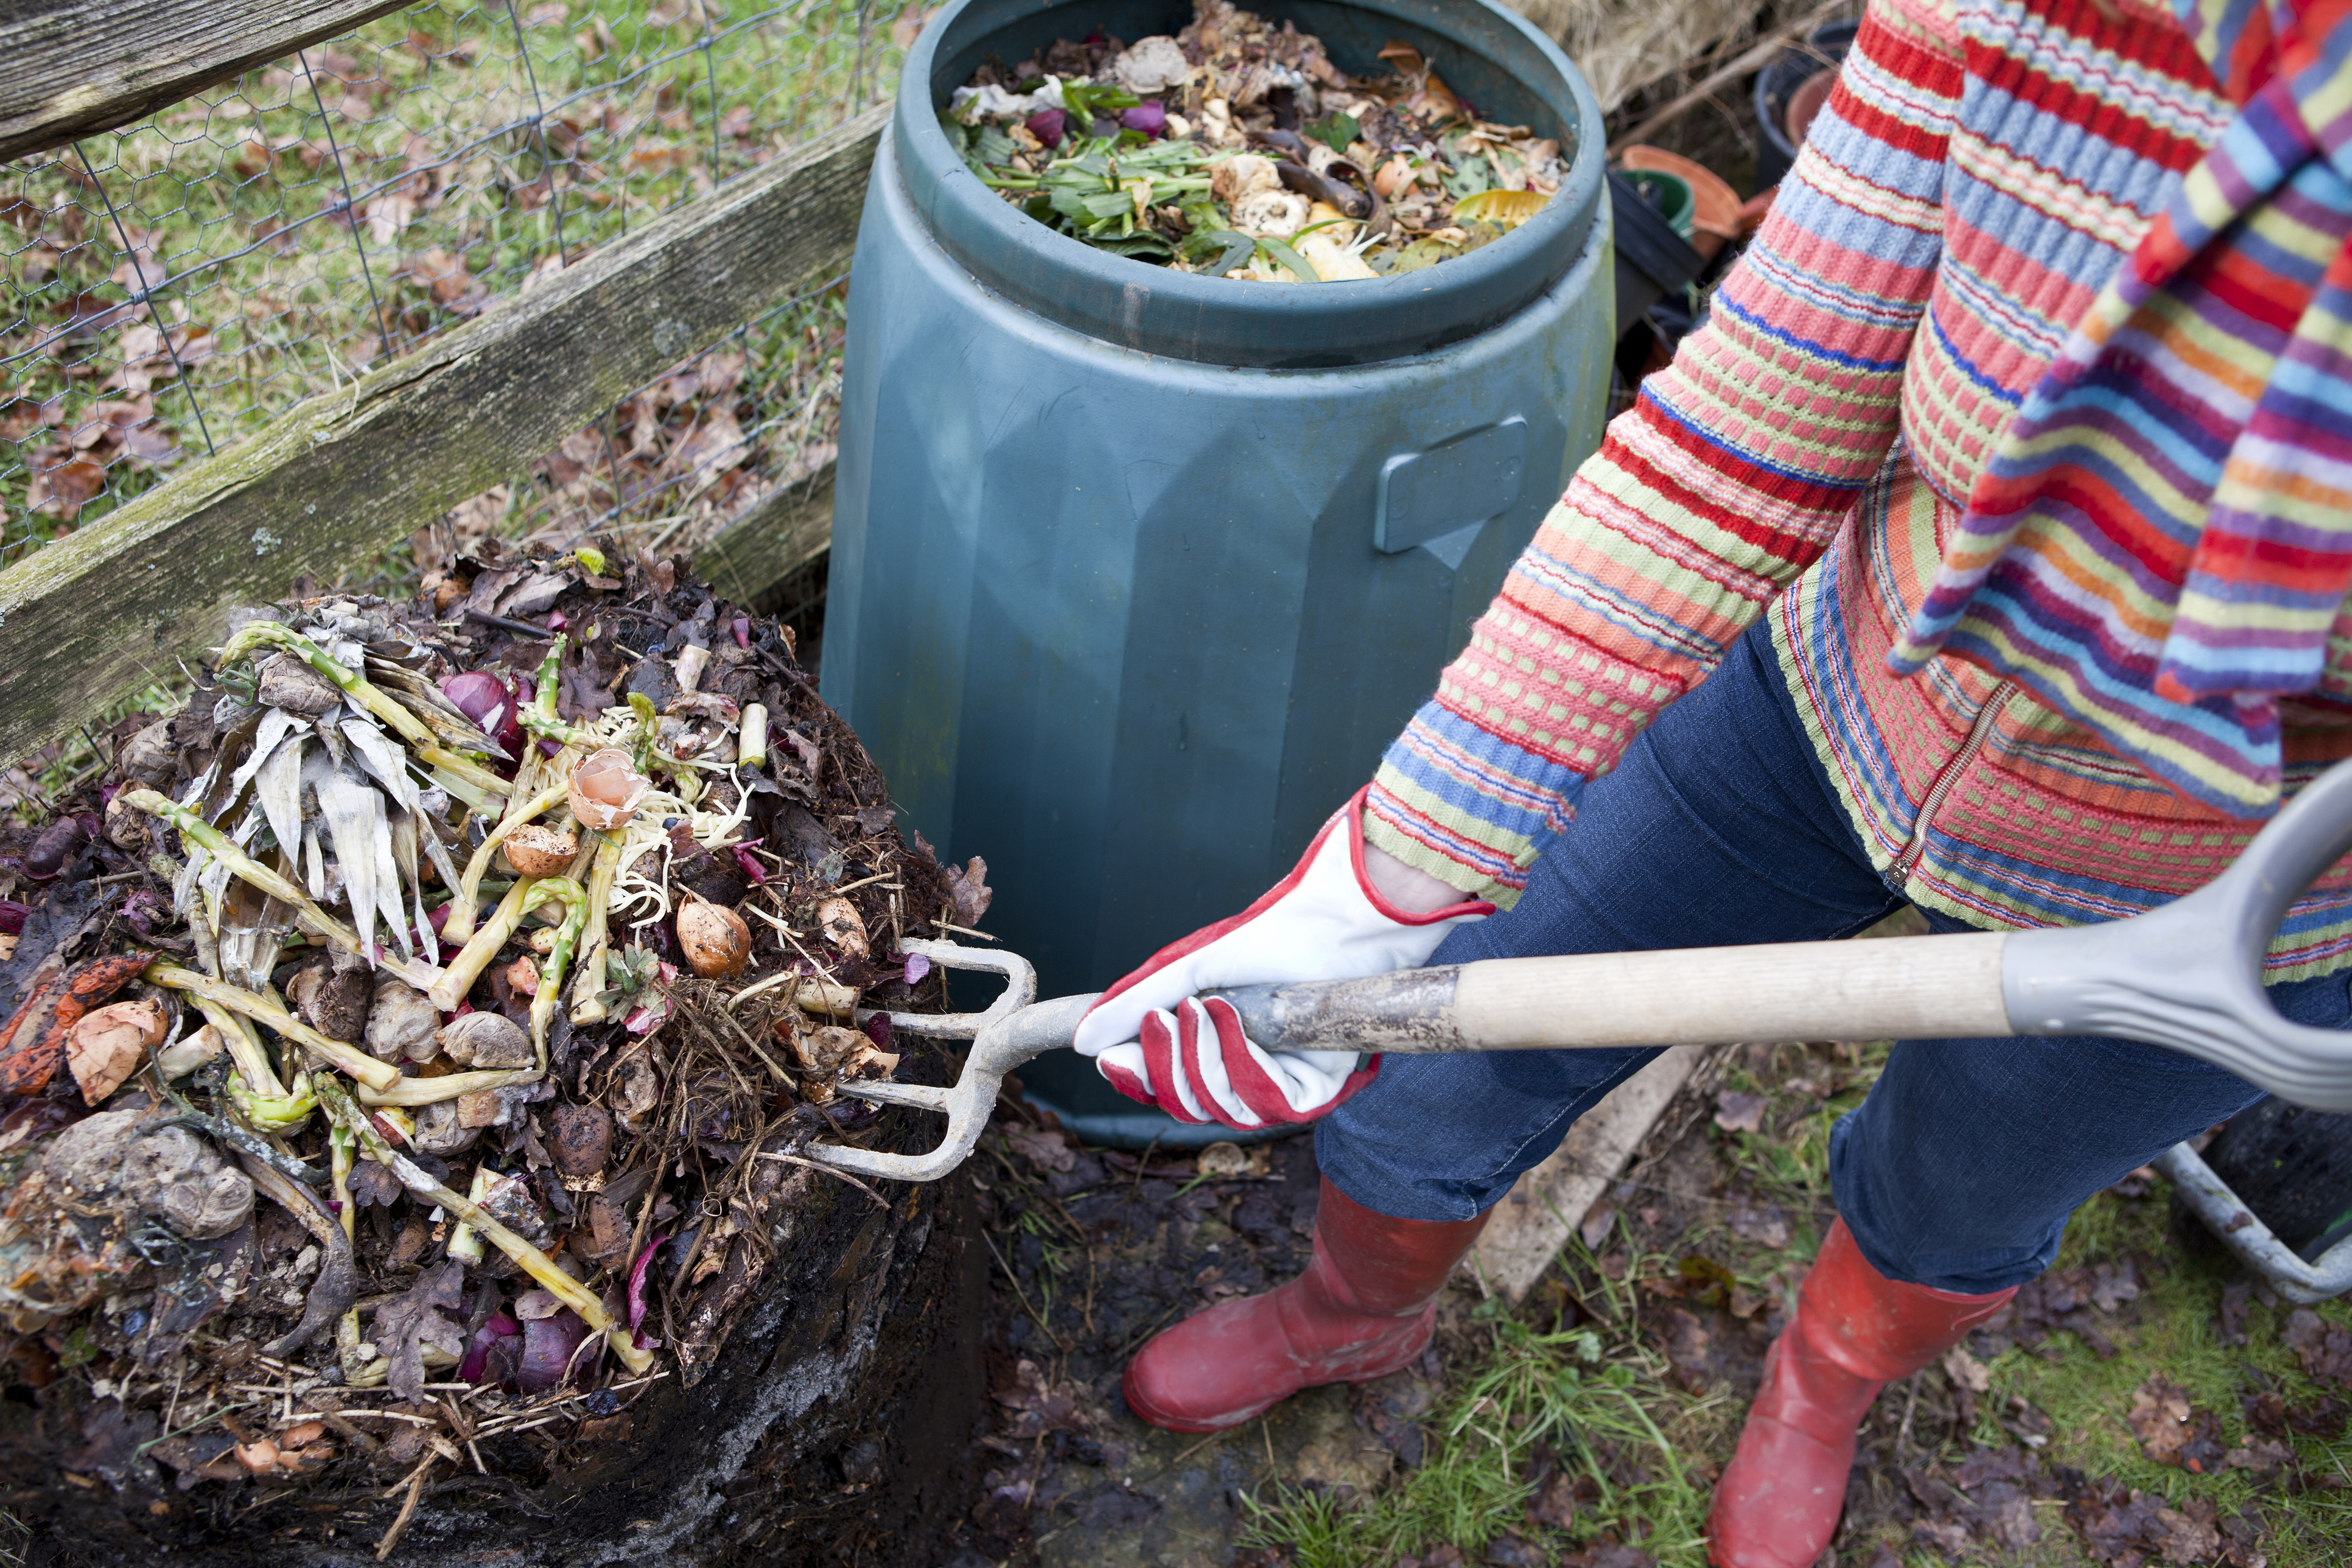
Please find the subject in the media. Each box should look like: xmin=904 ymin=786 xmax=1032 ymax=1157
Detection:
xmin=940 ymin=0 xmax=1572 ymax=280
xmin=0 ymin=540 xmax=972 ymax=1518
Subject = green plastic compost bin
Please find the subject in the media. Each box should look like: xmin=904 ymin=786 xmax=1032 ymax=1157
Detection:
xmin=824 ymin=0 xmax=1613 ymax=1145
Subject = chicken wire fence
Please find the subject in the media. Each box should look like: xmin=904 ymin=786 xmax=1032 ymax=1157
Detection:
xmin=0 ymin=0 xmax=929 ymax=581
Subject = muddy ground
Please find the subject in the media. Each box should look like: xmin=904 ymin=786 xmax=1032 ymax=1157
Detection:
xmin=934 ymin=1042 xmax=2352 ymax=1568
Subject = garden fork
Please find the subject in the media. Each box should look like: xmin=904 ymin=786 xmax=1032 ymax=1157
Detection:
xmin=810 ymin=751 xmax=2352 ymax=1187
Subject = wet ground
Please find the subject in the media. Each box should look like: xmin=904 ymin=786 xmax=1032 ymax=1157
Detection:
xmin=936 ymin=1041 xmax=2352 ymax=1568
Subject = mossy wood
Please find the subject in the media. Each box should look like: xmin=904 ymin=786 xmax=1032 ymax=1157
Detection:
xmin=0 ymin=103 xmax=884 ymax=765
xmin=697 ymin=460 xmax=836 ymax=611
xmin=0 ymin=0 xmax=415 ymax=161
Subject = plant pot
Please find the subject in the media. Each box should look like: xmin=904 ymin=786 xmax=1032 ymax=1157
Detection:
xmin=1752 ymin=21 xmax=1859 ymax=192
xmin=1619 ymin=144 xmax=1741 ymax=262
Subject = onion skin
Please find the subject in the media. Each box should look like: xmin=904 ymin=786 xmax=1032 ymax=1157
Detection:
xmin=459 ymin=1311 xmax=521 ymax=1384
xmin=628 ymin=1234 xmax=668 ymax=1332
xmin=440 ymin=671 xmax=525 ymax=758
xmin=517 ymin=1309 xmax=589 ymax=1394
xmin=24 ymin=817 xmax=89 ymax=881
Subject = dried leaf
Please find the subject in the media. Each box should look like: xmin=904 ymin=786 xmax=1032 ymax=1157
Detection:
xmin=1942 ymin=1345 xmax=1992 ymax=1393
xmin=1451 ymin=188 xmax=1547 ymax=226
xmin=1712 ymin=1090 xmax=1766 ymax=1135
xmin=67 ymin=998 xmax=164 ymax=1104
xmin=946 ymin=855 xmax=994 ymax=926
xmin=373 ymin=1259 xmax=466 ymax=1402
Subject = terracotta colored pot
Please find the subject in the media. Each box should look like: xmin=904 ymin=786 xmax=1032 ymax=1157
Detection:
xmin=1619 ymin=144 xmax=1742 ymax=262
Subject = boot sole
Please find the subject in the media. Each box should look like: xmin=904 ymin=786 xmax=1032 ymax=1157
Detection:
xmin=1121 ymin=1321 xmax=1433 ymax=1435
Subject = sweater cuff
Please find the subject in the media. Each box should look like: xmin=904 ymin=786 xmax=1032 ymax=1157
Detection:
xmin=1364 ymin=700 xmax=1591 ymax=909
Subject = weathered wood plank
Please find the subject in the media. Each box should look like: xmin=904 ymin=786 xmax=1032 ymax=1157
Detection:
xmin=0 ymin=103 xmax=886 ymax=764
xmin=1469 ymin=1046 xmax=1703 ymax=1302
xmin=1 ymin=0 xmax=413 ymax=161
xmin=695 ymin=459 xmax=835 ymax=611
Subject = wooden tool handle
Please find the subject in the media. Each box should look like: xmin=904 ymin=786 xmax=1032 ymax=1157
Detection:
xmin=1219 ymin=931 xmax=2013 ymax=1053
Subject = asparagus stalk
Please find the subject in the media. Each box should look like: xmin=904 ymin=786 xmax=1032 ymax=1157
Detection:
xmin=441 ymin=782 xmax=569 ymax=945
xmin=125 ymin=790 xmax=446 ymax=993
xmin=522 ymin=877 xmax=587 ymax=1057
xmin=739 ymin=703 xmax=769 ymax=771
xmin=318 ymin=1076 xmax=653 ymax=1373
xmin=447 ymin=1166 xmax=494 ymax=1264
xmin=147 ymin=963 xmax=402 ymax=1093
xmin=329 ymin=1123 xmax=357 ymax=1245
xmin=519 ymin=635 xmax=583 ymax=747
xmin=354 ymin=1067 xmax=541 ymax=1107
xmin=428 ymin=880 xmax=531 ymax=1012
xmin=569 ymin=830 xmax=623 ymax=1025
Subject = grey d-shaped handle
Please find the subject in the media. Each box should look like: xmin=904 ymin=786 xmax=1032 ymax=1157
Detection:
xmin=2003 ymin=755 xmax=2352 ymax=1109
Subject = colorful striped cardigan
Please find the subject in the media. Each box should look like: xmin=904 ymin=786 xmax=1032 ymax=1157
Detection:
xmin=1365 ymin=0 xmax=2352 ymax=976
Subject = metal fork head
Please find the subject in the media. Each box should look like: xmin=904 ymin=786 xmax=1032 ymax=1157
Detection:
xmin=807 ymin=939 xmax=1083 ymax=1183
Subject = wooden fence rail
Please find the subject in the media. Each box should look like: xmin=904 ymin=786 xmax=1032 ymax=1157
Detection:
xmin=0 ymin=102 xmax=884 ymax=765
xmin=1 ymin=0 xmax=416 ymax=161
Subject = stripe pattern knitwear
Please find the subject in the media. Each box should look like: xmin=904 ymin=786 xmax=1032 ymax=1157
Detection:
xmin=1892 ymin=0 xmax=2352 ymax=818
xmin=1365 ymin=0 xmax=2352 ymax=976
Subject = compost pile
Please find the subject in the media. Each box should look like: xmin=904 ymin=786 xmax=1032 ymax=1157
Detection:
xmin=0 ymin=544 xmax=984 ymax=1525
xmin=940 ymin=0 xmax=1571 ymax=281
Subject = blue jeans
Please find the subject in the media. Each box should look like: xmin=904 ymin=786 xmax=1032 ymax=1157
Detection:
xmin=1317 ymin=622 xmax=2349 ymax=1294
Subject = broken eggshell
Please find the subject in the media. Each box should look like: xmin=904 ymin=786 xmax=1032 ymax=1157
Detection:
xmin=567 ymin=748 xmax=651 ymax=833
xmin=502 ymin=823 xmax=579 ymax=878
xmin=814 ymin=895 xmax=869 ymax=960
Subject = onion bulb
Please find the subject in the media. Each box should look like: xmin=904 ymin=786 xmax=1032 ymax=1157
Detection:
xmin=566 ymin=749 xmax=651 ymax=833
xmin=439 ymin=670 xmax=525 ymax=757
xmin=676 ymin=895 xmax=751 ymax=978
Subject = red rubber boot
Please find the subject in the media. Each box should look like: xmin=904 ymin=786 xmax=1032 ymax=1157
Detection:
xmin=1709 ymin=1218 xmax=2017 ymax=1567
xmin=1122 ymin=1178 xmax=1489 ymax=1433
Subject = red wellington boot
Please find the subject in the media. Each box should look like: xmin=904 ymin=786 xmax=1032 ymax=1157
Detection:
xmin=1122 ymin=1178 xmax=1489 ymax=1433
xmin=1709 ymin=1218 xmax=2017 ymax=1567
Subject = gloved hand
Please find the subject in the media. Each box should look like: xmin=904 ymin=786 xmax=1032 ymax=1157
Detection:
xmin=1071 ymin=788 xmax=1493 ymax=1130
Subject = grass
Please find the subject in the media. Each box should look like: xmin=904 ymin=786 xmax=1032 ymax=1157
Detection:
xmin=1244 ymin=1236 xmax=1736 ymax=1565
xmin=3 ymin=0 xmax=912 ymax=566
xmin=1241 ymin=1031 xmax=2352 ymax=1567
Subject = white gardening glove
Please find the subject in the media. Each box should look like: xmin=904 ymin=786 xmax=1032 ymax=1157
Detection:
xmin=1071 ymin=787 xmax=1492 ymax=1130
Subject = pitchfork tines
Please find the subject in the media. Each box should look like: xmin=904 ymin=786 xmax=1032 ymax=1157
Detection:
xmin=808 ymin=940 xmax=1097 ymax=1183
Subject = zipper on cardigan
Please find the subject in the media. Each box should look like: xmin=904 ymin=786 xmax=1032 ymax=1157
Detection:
xmin=1890 ymin=681 xmax=2015 ymax=884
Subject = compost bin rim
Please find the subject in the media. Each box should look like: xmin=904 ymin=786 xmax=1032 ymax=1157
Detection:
xmin=888 ymin=0 xmax=1606 ymax=368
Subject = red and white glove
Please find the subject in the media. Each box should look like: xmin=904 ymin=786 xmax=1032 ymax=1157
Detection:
xmin=1071 ymin=788 xmax=1492 ymax=1130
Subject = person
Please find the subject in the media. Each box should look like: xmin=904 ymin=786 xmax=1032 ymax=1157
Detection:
xmin=1069 ymin=0 xmax=2352 ymax=1561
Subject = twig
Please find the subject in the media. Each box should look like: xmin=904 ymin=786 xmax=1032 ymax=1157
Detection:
xmin=756 ymin=1149 xmax=891 ymax=1209
xmin=461 ymin=607 xmax=558 ymax=638
xmin=376 ymin=1454 xmax=436 ymax=1559
xmin=931 ymin=920 xmax=998 ymax=941
xmin=1608 ymin=0 xmax=1857 ymax=155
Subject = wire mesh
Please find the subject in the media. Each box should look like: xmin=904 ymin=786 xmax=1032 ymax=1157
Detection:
xmin=1 ymin=0 xmax=926 ymax=574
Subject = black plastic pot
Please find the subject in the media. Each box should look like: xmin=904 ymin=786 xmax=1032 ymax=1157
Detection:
xmin=1609 ymin=169 xmax=1704 ymax=339
xmin=1752 ymin=21 xmax=1860 ymax=192
xmin=2203 ymin=1099 xmax=2352 ymax=1262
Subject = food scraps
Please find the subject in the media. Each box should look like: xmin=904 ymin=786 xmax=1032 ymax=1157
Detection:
xmin=940 ymin=0 xmax=1571 ymax=281
xmin=0 ymin=540 xmax=968 ymax=1508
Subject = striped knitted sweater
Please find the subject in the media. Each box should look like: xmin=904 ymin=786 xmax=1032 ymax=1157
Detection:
xmin=1365 ymin=0 xmax=2352 ymax=975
